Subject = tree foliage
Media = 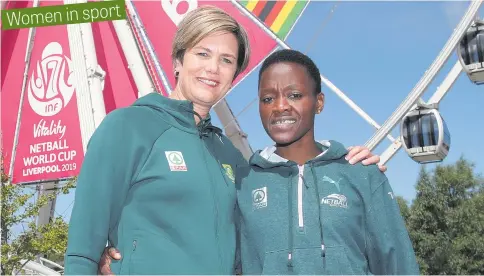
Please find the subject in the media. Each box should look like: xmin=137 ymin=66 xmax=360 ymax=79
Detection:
xmin=1 ymin=155 xmax=75 ymax=275
xmin=400 ymin=157 xmax=484 ymax=275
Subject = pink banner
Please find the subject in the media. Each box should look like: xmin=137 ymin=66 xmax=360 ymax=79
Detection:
xmin=130 ymin=0 xmax=278 ymax=90
xmin=1 ymin=1 xmax=30 ymax=181
xmin=2 ymin=1 xmax=84 ymax=184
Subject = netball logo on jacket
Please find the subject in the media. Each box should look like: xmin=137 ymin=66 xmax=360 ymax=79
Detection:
xmin=165 ymin=151 xmax=187 ymax=171
xmin=252 ymin=187 xmax=267 ymax=210
xmin=321 ymin=194 xmax=348 ymax=209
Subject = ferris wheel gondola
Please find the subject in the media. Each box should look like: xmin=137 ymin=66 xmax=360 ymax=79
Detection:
xmin=458 ymin=19 xmax=484 ymax=85
xmin=400 ymin=104 xmax=451 ymax=164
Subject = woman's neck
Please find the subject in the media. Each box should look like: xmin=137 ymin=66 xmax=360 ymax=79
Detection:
xmin=275 ymin=135 xmax=321 ymax=165
xmin=169 ymin=89 xmax=210 ymax=125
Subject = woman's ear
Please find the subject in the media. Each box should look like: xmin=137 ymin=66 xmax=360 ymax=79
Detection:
xmin=316 ymin=92 xmax=324 ymax=114
xmin=174 ymin=58 xmax=182 ymax=75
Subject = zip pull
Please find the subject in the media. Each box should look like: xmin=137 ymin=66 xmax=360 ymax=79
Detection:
xmin=132 ymin=240 xmax=137 ymax=251
xmin=287 ymin=252 xmax=293 ymax=268
xmin=298 ymin=165 xmax=309 ymax=188
xmin=321 ymin=243 xmax=326 ymax=258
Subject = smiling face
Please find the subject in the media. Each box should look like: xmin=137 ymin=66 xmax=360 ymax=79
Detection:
xmin=174 ymin=31 xmax=239 ymax=107
xmin=259 ymin=62 xmax=324 ymax=146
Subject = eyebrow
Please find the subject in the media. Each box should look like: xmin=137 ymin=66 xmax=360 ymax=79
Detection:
xmin=193 ymin=46 xmax=237 ymax=60
xmin=260 ymin=84 xmax=304 ymax=92
xmin=285 ymin=84 xmax=302 ymax=90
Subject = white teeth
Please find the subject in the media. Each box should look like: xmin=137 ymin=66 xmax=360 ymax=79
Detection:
xmin=198 ymin=78 xmax=217 ymax=87
xmin=274 ymin=119 xmax=296 ymax=125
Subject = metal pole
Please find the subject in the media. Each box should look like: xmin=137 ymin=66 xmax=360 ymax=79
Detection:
xmin=36 ymin=181 xmax=58 ymax=228
xmin=65 ymin=0 xmax=96 ymax=153
xmin=111 ymin=18 xmax=155 ymax=98
xmin=125 ymin=0 xmax=172 ymax=94
xmin=78 ymin=0 xmax=107 ymax=128
xmin=8 ymin=0 xmax=40 ymax=181
xmin=213 ymin=99 xmax=253 ymax=160
xmin=365 ymin=0 xmax=483 ymax=151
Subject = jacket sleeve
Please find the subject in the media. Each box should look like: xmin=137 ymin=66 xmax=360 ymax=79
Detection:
xmin=365 ymin=174 xmax=420 ymax=275
xmin=64 ymin=110 xmax=143 ymax=275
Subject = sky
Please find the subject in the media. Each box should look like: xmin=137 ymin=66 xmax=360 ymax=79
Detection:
xmin=52 ymin=1 xmax=484 ymax=223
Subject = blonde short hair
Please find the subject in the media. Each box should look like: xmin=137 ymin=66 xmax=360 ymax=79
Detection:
xmin=172 ymin=5 xmax=251 ymax=79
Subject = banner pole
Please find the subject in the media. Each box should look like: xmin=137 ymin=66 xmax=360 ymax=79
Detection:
xmin=8 ymin=0 xmax=40 ymax=183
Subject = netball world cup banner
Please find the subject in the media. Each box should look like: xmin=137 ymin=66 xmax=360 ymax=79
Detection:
xmin=2 ymin=1 xmax=84 ymax=184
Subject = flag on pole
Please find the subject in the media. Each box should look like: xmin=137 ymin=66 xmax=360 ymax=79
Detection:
xmin=239 ymin=0 xmax=309 ymax=40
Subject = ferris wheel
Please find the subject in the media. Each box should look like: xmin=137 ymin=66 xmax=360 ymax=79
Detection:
xmin=363 ymin=0 xmax=484 ymax=165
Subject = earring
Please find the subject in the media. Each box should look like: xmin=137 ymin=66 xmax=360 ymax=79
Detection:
xmin=174 ymin=71 xmax=179 ymax=78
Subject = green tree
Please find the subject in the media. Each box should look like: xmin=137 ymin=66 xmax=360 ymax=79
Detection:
xmin=396 ymin=196 xmax=410 ymax=222
xmin=406 ymin=157 xmax=484 ymax=275
xmin=1 ymin=155 xmax=75 ymax=274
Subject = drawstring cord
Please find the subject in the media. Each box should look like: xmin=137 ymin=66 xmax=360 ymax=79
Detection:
xmin=191 ymin=111 xmax=222 ymax=138
xmin=310 ymin=164 xmax=326 ymax=258
xmin=149 ymin=104 xmax=221 ymax=138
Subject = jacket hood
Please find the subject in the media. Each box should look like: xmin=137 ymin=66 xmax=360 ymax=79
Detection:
xmin=249 ymin=140 xmax=348 ymax=169
xmin=132 ymin=92 xmax=221 ymax=137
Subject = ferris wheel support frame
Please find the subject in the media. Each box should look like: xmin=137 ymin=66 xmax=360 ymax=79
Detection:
xmin=111 ymin=9 xmax=155 ymax=98
xmin=364 ymin=0 xmax=483 ymax=154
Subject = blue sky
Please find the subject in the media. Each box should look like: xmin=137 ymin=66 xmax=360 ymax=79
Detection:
xmin=54 ymin=1 xmax=484 ymax=222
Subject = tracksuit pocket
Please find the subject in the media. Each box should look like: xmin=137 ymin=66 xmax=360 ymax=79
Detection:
xmin=119 ymin=239 xmax=137 ymax=275
xmin=262 ymin=249 xmax=291 ymax=275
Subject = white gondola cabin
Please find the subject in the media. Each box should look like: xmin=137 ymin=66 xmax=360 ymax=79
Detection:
xmin=458 ymin=20 xmax=484 ymax=84
xmin=400 ymin=107 xmax=451 ymax=164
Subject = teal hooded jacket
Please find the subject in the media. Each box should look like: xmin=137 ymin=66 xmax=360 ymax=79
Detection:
xmin=235 ymin=140 xmax=419 ymax=275
xmin=64 ymin=93 xmax=246 ymax=275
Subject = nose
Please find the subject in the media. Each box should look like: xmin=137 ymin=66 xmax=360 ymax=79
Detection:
xmin=275 ymin=95 xmax=290 ymax=113
xmin=205 ymin=56 xmax=219 ymax=74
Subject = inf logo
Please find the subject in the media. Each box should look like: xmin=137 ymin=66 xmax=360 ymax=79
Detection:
xmin=28 ymin=42 xmax=76 ymax=117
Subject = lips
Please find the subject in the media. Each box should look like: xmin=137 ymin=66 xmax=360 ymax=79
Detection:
xmin=271 ymin=117 xmax=297 ymax=126
xmin=269 ymin=117 xmax=298 ymax=132
xmin=271 ymin=116 xmax=297 ymax=125
xmin=197 ymin=77 xmax=219 ymax=87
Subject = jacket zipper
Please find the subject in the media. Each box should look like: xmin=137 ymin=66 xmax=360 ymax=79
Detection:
xmin=199 ymin=136 xmax=223 ymax=271
xmin=297 ymin=165 xmax=304 ymax=229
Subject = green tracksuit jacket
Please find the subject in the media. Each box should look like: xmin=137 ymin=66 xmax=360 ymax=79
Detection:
xmin=65 ymin=93 xmax=246 ymax=275
xmin=236 ymin=140 xmax=419 ymax=275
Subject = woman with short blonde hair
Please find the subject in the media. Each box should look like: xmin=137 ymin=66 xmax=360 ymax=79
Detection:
xmin=172 ymin=5 xmax=250 ymax=80
xmin=65 ymin=5 xmax=254 ymax=275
